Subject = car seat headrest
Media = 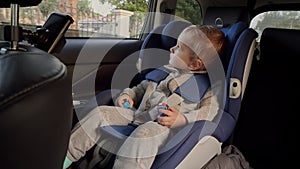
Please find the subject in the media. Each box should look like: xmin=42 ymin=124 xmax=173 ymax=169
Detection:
xmin=137 ymin=20 xmax=191 ymax=73
xmin=0 ymin=0 xmax=42 ymax=7
xmin=220 ymin=21 xmax=248 ymax=70
xmin=202 ymin=7 xmax=250 ymax=27
xmin=161 ymin=20 xmax=192 ymax=50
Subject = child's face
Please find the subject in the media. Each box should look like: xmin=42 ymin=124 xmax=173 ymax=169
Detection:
xmin=169 ymin=32 xmax=202 ymax=71
xmin=169 ymin=41 xmax=196 ymax=69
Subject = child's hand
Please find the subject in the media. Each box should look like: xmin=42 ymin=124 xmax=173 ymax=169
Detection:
xmin=157 ymin=107 xmax=187 ymax=128
xmin=117 ymin=94 xmax=134 ymax=108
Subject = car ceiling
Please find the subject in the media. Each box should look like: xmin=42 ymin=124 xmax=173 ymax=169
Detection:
xmin=198 ymin=0 xmax=300 ymax=13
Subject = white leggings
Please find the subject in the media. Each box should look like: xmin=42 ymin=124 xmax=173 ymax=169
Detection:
xmin=67 ymin=106 xmax=170 ymax=169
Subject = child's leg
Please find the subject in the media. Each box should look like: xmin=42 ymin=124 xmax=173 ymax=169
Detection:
xmin=113 ymin=121 xmax=170 ymax=169
xmin=67 ymin=106 xmax=134 ymax=162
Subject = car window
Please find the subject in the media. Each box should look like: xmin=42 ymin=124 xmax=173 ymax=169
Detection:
xmin=250 ymin=11 xmax=300 ymax=41
xmin=0 ymin=0 xmax=149 ymax=39
xmin=0 ymin=0 xmax=202 ymax=40
xmin=174 ymin=0 xmax=202 ymax=24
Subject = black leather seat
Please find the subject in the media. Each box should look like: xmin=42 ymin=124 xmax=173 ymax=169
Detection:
xmin=233 ymin=27 xmax=298 ymax=169
xmin=0 ymin=1 xmax=73 ymax=169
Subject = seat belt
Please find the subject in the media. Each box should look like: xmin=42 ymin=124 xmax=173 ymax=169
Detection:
xmin=146 ymin=66 xmax=211 ymax=103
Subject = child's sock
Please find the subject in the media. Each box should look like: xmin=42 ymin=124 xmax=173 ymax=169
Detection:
xmin=63 ymin=156 xmax=72 ymax=169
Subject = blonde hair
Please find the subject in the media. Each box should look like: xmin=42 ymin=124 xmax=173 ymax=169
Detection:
xmin=178 ymin=25 xmax=225 ymax=67
xmin=197 ymin=25 xmax=225 ymax=54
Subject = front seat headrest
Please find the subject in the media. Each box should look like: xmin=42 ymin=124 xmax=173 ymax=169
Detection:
xmin=0 ymin=0 xmax=42 ymax=7
xmin=202 ymin=7 xmax=250 ymax=27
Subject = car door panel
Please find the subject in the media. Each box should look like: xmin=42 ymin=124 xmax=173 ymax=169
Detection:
xmin=56 ymin=38 xmax=143 ymax=100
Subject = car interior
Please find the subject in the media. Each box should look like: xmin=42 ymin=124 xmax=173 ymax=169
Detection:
xmin=0 ymin=0 xmax=295 ymax=169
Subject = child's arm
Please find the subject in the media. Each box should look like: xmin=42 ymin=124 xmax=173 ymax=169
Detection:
xmin=116 ymin=80 xmax=150 ymax=107
xmin=116 ymin=94 xmax=134 ymax=108
xmin=157 ymin=106 xmax=187 ymax=128
xmin=157 ymin=89 xmax=219 ymax=127
xmin=183 ymin=89 xmax=219 ymax=123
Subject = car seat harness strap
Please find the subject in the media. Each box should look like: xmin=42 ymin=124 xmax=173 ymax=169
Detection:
xmin=146 ymin=66 xmax=211 ymax=103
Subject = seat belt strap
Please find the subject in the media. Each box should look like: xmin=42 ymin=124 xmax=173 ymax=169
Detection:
xmin=174 ymin=74 xmax=210 ymax=103
xmin=146 ymin=66 xmax=211 ymax=103
xmin=145 ymin=66 xmax=171 ymax=83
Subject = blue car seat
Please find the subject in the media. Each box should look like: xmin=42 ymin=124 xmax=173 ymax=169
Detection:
xmin=79 ymin=7 xmax=258 ymax=169
xmin=151 ymin=27 xmax=258 ymax=169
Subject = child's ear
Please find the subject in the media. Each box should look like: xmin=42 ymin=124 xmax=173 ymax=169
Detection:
xmin=189 ymin=58 xmax=204 ymax=71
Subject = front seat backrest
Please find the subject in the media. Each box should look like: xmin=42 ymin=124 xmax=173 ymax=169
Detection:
xmin=0 ymin=1 xmax=73 ymax=168
xmin=0 ymin=46 xmax=73 ymax=169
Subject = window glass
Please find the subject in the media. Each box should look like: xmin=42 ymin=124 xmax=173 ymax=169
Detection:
xmin=250 ymin=11 xmax=300 ymax=41
xmin=174 ymin=0 xmax=201 ymax=24
xmin=0 ymin=0 xmax=148 ymax=38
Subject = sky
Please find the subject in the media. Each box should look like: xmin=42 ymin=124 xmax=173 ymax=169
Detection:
xmin=90 ymin=0 xmax=114 ymax=16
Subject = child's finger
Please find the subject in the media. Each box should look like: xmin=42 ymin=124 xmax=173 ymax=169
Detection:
xmin=161 ymin=109 xmax=172 ymax=116
xmin=128 ymin=98 xmax=134 ymax=107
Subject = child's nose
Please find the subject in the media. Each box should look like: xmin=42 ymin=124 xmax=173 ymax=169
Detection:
xmin=170 ymin=47 xmax=174 ymax=53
